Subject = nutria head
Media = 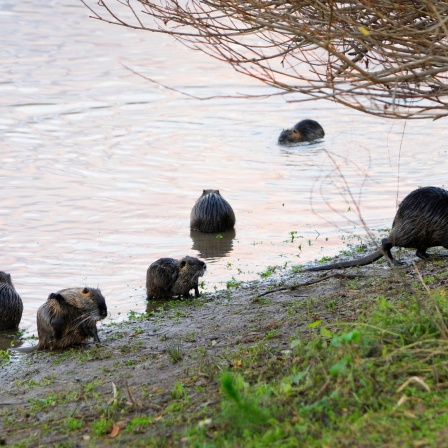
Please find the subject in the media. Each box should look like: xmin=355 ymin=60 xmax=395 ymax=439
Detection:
xmin=171 ymin=256 xmax=206 ymax=297
xmin=0 ymin=271 xmax=13 ymax=287
xmin=49 ymin=287 xmax=108 ymax=321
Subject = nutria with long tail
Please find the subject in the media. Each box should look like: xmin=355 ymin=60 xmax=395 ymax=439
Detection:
xmin=278 ymin=119 xmax=325 ymax=144
xmin=190 ymin=190 xmax=235 ymax=233
xmin=146 ymin=256 xmax=206 ymax=300
xmin=307 ymin=187 xmax=448 ymax=271
xmin=37 ymin=287 xmax=108 ymax=350
xmin=0 ymin=271 xmax=23 ymax=331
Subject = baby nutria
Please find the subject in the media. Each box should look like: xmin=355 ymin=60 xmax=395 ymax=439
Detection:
xmin=190 ymin=189 xmax=236 ymax=233
xmin=307 ymin=186 xmax=448 ymax=271
xmin=0 ymin=271 xmax=23 ymax=331
xmin=37 ymin=287 xmax=108 ymax=350
xmin=278 ymin=119 xmax=325 ymax=144
xmin=146 ymin=256 xmax=206 ymax=300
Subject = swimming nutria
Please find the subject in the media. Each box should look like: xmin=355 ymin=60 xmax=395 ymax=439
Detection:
xmin=37 ymin=287 xmax=108 ymax=350
xmin=190 ymin=190 xmax=235 ymax=233
xmin=0 ymin=271 xmax=23 ymax=331
xmin=307 ymin=186 xmax=448 ymax=271
xmin=278 ymin=119 xmax=325 ymax=144
xmin=146 ymin=256 xmax=206 ymax=300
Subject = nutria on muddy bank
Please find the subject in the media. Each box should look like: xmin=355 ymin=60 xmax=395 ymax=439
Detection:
xmin=0 ymin=271 xmax=23 ymax=331
xmin=37 ymin=287 xmax=108 ymax=350
xmin=307 ymin=186 xmax=448 ymax=271
xmin=146 ymin=256 xmax=206 ymax=300
xmin=278 ymin=119 xmax=325 ymax=144
xmin=190 ymin=189 xmax=235 ymax=233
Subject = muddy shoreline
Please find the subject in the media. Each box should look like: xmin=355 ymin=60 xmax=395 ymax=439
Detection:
xmin=1 ymin=249 xmax=446 ymax=446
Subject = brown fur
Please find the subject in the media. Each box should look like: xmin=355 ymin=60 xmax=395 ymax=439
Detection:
xmin=146 ymin=256 xmax=206 ymax=299
xmin=278 ymin=119 xmax=325 ymax=144
xmin=37 ymin=287 xmax=108 ymax=350
xmin=190 ymin=190 xmax=235 ymax=233
xmin=0 ymin=271 xmax=23 ymax=331
xmin=307 ymin=186 xmax=448 ymax=271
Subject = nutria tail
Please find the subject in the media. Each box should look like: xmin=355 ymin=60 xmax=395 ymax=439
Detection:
xmin=305 ymin=249 xmax=384 ymax=271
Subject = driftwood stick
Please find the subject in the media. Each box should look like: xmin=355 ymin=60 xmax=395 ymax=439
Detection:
xmin=256 ymin=273 xmax=362 ymax=298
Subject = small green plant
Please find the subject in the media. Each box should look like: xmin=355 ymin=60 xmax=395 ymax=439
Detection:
xmin=165 ymin=337 xmax=184 ymax=363
xmin=91 ymin=418 xmax=112 ymax=436
xmin=62 ymin=417 xmax=84 ymax=433
xmin=127 ymin=415 xmax=154 ymax=433
xmin=184 ymin=330 xmax=196 ymax=342
xmin=259 ymin=265 xmax=277 ymax=278
xmin=220 ymin=372 xmax=272 ymax=435
xmin=0 ymin=349 xmax=10 ymax=363
xmin=216 ymin=234 xmax=223 ymax=239
xmin=170 ymin=381 xmax=188 ymax=399
xmin=226 ymin=277 xmax=241 ymax=289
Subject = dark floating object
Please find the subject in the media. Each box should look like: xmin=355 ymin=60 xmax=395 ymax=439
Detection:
xmin=307 ymin=186 xmax=448 ymax=271
xmin=0 ymin=271 xmax=23 ymax=331
xmin=190 ymin=189 xmax=236 ymax=233
xmin=146 ymin=256 xmax=207 ymax=300
xmin=36 ymin=287 xmax=108 ymax=350
xmin=278 ymin=119 xmax=325 ymax=145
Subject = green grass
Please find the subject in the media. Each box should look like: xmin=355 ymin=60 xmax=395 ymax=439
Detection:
xmin=184 ymin=288 xmax=448 ymax=447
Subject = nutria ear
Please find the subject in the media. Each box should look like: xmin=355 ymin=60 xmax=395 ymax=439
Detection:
xmin=7 ymin=274 xmax=11 ymax=283
xmin=82 ymin=287 xmax=89 ymax=294
xmin=180 ymin=260 xmax=187 ymax=268
xmin=49 ymin=292 xmax=65 ymax=302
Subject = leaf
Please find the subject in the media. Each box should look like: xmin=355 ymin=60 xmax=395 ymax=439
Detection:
xmin=292 ymin=367 xmax=309 ymax=384
xmin=358 ymin=26 xmax=369 ymax=36
xmin=108 ymin=424 xmax=120 ymax=438
xmin=320 ymin=327 xmax=333 ymax=338
xmin=290 ymin=339 xmax=301 ymax=349
xmin=307 ymin=320 xmax=322 ymax=329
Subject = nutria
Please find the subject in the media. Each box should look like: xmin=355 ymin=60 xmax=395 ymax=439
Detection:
xmin=307 ymin=186 xmax=448 ymax=271
xmin=278 ymin=119 xmax=325 ymax=144
xmin=37 ymin=287 xmax=108 ymax=350
xmin=190 ymin=190 xmax=236 ymax=233
xmin=146 ymin=256 xmax=206 ymax=300
xmin=0 ymin=271 xmax=23 ymax=331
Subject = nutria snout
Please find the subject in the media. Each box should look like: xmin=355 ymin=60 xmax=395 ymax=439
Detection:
xmin=146 ymin=256 xmax=206 ymax=300
xmin=0 ymin=271 xmax=23 ymax=331
xmin=307 ymin=186 xmax=448 ymax=271
xmin=37 ymin=287 xmax=107 ymax=350
xmin=278 ymin=119 xmax=325 ymax=144
xmin=190 ymin=189 xmax=235 ymax=233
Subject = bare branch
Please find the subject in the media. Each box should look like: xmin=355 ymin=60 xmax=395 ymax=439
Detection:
xmin=81 ymin=0 xmax=448 ymax=119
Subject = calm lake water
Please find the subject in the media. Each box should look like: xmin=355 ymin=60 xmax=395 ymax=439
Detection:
xmin=1 ymin=0 xmax=448 ymax=332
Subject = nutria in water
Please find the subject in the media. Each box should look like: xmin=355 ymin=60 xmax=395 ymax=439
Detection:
xmin=37 ymin=287 xmax=108 ymax=350
xmin=0 ymin=271 xmax=23 ymax=331
xmin=190 ymin=189 xmax=235 ymax=233
xmin=278 ymin=119 xmax=325 ymax=144
xmin=146 ymin=256 xmax=206 ymax=299
xmin=307 ymin=187 xmax=448 ymax=271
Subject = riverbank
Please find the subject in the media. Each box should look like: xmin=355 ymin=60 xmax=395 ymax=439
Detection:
xmin=1 ymin=250 xmax=448 ymax=447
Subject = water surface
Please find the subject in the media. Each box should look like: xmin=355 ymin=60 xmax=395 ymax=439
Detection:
xmin=1 ymin=0 xmax=448 ymax=332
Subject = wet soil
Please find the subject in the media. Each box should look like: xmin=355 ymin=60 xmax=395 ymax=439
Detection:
xmin=1 ymin=251 xmax=447 ymax=446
